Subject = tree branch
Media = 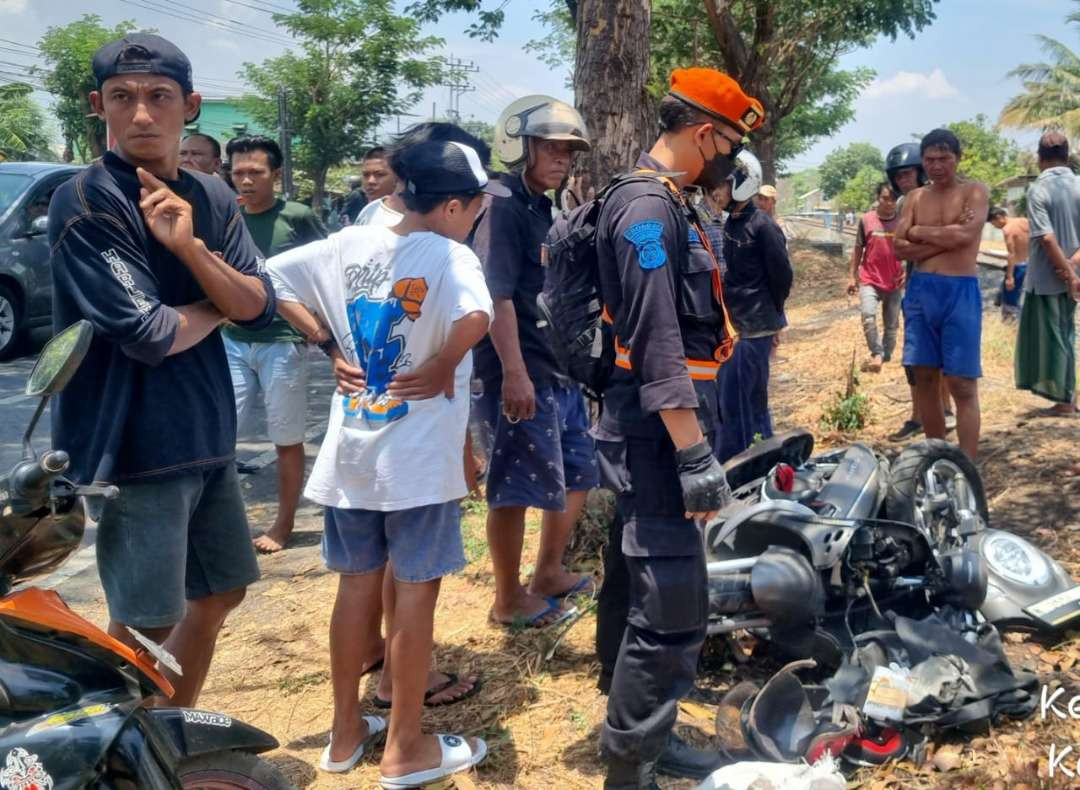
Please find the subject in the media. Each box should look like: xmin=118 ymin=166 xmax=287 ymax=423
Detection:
xmin=702 ymin=0 xmax=748 ymax=76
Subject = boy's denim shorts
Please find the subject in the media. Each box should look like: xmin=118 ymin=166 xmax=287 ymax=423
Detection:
xmin=322 ymin=502 xmax=465 ymax=582
xmin=96 ymin=463 xmax=260 ymax=629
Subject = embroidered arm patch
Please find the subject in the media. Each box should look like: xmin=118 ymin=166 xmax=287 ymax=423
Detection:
xmin=623 ymin=220 xmax=667 ymax=269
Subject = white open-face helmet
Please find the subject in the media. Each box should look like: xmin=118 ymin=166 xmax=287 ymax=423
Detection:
xmin=729 ymin=149 xmax=763 ymax=203
xmin=494 ymin=95 xmax=591 ymax=169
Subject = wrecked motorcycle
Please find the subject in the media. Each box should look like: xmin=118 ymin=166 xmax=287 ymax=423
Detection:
xmin=705 ymin=429 xmax=1080 ymax=666
xmin=0 ymin=321 xmax=291 ymax=789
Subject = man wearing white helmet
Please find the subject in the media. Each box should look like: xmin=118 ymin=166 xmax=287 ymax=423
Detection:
xmin=469 ymin=96 xmax=600 ymax=628
xmin=715 ymin=150 xmax=793 ymax=462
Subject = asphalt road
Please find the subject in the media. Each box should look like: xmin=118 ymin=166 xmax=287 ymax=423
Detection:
xmin=0 ymin=331 xmax=335 ymax=599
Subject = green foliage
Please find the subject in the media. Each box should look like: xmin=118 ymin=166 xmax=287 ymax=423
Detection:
xmin=1000 ymin=3 xmax=1080 ymax=139
xmin=944 ymin=115 xmax=1024 ymax=205
xmin=523 ymin=0 xmax=575 ymax=88
xmin=836 ymin=164 xmax=884 ymax=212
xmin=772 ymin=67 xmax=875 ymax=166
xmin=36 ymin=14 xmax=139 ymax=162
xmin=242 ymin=0 xmax=441 ymax=206
xmin=405 ymin=0 xmax=506 ymax=41
xmin=821 ymin=389 xmax=869 ymax=433
xmin=780 ymin=168 xmax=820 ymax=212
xmin=820 ymin=358 xmax=869 ymax=433
xmin=0 ymin=84 xmax=54 ymax=162
xmin=819 ymin=143 xmax=884 ymax=199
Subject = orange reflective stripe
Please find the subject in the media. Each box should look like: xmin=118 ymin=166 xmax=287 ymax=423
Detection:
xmin=614 ymin=344 xmax=721 ymax=381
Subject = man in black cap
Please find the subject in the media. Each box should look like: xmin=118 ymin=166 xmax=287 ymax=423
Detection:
xmin=48 ymin=33 xmax=276 ymax=706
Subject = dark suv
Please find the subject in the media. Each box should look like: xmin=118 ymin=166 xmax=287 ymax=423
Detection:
xmin=0 ymin=162 xmax=82 ymax=358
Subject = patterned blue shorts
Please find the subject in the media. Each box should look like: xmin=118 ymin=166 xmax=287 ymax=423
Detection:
xmin=472 ymin=382 xmax=599 ymax=510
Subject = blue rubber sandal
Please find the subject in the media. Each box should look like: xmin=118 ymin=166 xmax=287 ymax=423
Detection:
xmin=490 ymin=597 xmax=578 ymax=630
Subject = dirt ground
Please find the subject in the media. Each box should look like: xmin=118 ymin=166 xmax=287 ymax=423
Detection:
xmin=69 ymin=245 xmax=1080 ymax=789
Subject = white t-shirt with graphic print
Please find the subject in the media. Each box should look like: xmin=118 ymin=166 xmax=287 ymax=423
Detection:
xmin=268 ymin=225 xmax=492 ymax=510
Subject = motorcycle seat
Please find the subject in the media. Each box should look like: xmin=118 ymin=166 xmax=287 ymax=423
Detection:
xmin=725 ymin=430 xmax=815 ymax=491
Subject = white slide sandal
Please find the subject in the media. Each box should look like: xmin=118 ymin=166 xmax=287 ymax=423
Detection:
xmin=318 ymin=715 xmax=388 ymax=773
xmin=378 ymin=733 xmax=488 ymax=788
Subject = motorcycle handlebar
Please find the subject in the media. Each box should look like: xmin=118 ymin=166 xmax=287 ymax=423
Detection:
xmin=10 ymin=451 xmax=70 ymax=502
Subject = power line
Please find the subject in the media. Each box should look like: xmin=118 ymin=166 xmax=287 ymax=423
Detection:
xmin=0 ymin=39 xmax=40 ymax=53
xmin=117 ymin=0 xmax=295 ymax=48
xmin=155 ymin=0 xmax=296 ymax=41
xmin=219 ymin=0 xmax=297 ymax=16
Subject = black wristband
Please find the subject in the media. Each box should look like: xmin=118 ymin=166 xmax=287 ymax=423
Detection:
xmin=675 ymin=440 xmax=713 ymax=470
xmin=317 ymin=338 xmax=337 ymax=357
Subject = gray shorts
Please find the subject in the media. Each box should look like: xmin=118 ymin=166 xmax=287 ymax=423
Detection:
xmin=322 ymin=502 xmax=465 ymax=583
xmin=96 ymin=464 xmax=260 ymax=629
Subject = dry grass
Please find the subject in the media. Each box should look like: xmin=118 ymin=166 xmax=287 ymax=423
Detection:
xmin=68 ymin=244 xmax=1080 ymax=789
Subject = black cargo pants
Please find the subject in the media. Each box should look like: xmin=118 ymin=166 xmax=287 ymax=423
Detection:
xmin=594 ymin=434 xmax=708 ymax=766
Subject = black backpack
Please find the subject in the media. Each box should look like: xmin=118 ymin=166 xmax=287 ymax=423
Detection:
xmin=536 ymin=173 xmax=680 ymax=399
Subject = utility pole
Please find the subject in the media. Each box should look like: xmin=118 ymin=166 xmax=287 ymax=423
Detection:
xmin=440 ymin=54 xmax=478 ymax=121
xmin=277 ymin=87 xmax=293 ymax=199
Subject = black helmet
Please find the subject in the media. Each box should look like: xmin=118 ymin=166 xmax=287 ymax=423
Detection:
xmin=885 ymin=142 xmax=927 ymax=195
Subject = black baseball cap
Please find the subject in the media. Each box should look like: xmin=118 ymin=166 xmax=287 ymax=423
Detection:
xmin=93 ymin=34 xmax=194 ymax=94
xmin=399 ymin=141 xmax=511 ymax=198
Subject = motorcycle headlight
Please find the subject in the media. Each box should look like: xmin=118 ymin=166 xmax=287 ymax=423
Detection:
xmin=981 ymin=533 xmax=1050 ymax=586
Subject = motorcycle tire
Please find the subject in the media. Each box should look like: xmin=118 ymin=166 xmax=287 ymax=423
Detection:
xmin=177 ymin=750 xmax=293 ymax=790
xmin=885 ymin=439 xmax=989 ymax=550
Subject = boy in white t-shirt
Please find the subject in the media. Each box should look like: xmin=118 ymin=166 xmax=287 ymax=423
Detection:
xmin=268 ymin=141 xmax=506 ymax=787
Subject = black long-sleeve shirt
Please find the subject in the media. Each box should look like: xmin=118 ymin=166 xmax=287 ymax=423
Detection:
xmin=722 ymin=202 xmax=792 ymax=335
xmin=48 ymin=152 xmax=275 ymax=484
xmin=595 ymin=153 xmax=728 ymax=438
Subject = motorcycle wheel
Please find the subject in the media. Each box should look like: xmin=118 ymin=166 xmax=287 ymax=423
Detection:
xmin=885 ymin=439 xmax=988 ymax=551
xmin=177 ymin=750 xmax=293 ymax=790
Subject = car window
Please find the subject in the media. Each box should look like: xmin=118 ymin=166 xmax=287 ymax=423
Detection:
xmin=22 ymin=174 xmax=75 ymax=231
xmin=0 ymin=173 xmax=31 ymax=218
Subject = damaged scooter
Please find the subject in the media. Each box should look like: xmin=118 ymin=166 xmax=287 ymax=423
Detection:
xmin=0 ymin=321 xmax=292 ymax=789
xmin=705 ymin=429 xmax=1080 ymax=666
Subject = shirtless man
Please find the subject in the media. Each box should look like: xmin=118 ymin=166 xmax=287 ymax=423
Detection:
xmin=988 ymin=207 xmax=1030 ymax=320
xmin=894 ymin=129 xmax=989 ymax=459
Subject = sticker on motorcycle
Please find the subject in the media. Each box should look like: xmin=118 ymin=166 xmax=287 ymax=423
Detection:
xmin=182 ymin=710 xmax=232 ymax=728
xmin=1025 ymin=585 xmax=1080 ymax=626
xmin=0 ymin=747 xmax=53 ymax=790
xmin=27 ymin=704 xmax=113 ymax=735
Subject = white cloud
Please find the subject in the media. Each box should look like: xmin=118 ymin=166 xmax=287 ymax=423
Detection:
xmin=0 ymin=0 xmax=28 ymax=14
xmin=863 ymin=69 xmax=959 ymax=101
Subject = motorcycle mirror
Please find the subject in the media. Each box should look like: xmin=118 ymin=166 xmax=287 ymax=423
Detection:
xmin=21 ymin=321 xmax=93 ymax=459
xmin=25 ymin=321 xmax=93 ymax=398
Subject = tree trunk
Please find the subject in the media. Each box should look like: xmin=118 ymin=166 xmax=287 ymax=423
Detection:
xmin=572 ymin=0 xmax=653 ymax=190
xmin=312 ymin=167 xmax=327 ymax=217
xmin=755 ymin=119 xmax=779 ymax=186
xmin=85 ymin=116 xmax=105 ymax=160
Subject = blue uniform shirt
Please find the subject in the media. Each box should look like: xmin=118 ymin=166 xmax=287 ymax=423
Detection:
xmin=48 ymin=151 xmax=275 ymax=484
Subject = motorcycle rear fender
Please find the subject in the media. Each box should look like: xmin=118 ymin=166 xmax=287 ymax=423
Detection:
xmin=145 ymin=707 xmax=280 ymax=762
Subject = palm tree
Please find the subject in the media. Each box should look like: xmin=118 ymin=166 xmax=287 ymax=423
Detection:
xmin=0 ymin=83 xmax=52 ymax=162
xmin=1000 ymin=7 xmax=1080 ymax=138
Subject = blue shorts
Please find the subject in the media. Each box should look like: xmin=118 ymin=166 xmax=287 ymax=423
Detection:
xmin=902 ymin=271 xmax=982 ymax=379
xmin=1002 ymin=263 xmax=1027 ymax=309
xmin=322 ymin=503 xmax=465 ymax=583
xmin=472 ymin=382 xmax=599 ymax=510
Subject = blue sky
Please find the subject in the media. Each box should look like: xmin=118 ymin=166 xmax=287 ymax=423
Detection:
xmin=0 ymin=0 xmax=1070 ymax=169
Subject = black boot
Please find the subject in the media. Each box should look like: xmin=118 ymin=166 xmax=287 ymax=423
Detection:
xmin=603 ymin=757 xmax=660 ymax=789
xmin=655 ymin=733 xmax=725 ymax=780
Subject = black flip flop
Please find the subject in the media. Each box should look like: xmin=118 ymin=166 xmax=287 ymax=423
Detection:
xmin=372 ymin=672 xmax=481 ymax=709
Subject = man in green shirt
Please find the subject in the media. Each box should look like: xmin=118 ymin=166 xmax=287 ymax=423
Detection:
xmin=225 ymin=135 xmax=327 ymax=553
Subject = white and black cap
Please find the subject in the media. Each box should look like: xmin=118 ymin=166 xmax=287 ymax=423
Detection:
xmin=399 ymin=141 xmax=511 ymax=198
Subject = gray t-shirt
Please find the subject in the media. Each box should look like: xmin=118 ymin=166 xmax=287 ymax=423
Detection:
xmin=1026 ymin=166 xmax=1080 ymax=295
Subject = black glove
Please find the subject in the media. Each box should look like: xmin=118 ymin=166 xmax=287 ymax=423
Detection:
xmin=675 ymin=440 xmax=732 ymax=515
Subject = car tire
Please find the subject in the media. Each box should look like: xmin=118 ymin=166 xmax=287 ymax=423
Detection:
xmin=0 ymin=283 xmax=23 ymax=360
